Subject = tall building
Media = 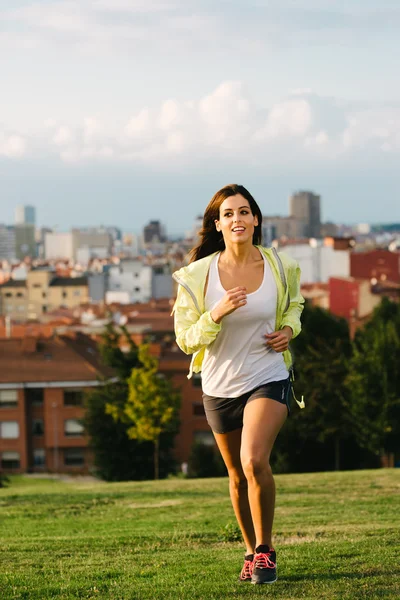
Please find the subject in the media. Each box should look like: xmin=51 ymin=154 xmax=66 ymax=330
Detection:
xmin=15 ymin=205 xmax=36 ymax=226
xmin=15 ymin=225 xmax=36 ymax=260
xmin=0 ymin=225 xmax=16 ymax=260
xmin=143 ymin=220 xmax=166 ymax=244
xmin=289 ymin=191 xmax=321 ymax=238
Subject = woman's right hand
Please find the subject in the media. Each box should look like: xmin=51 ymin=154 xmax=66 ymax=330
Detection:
xmin=210 ymin=287 xmax=247 ymax=324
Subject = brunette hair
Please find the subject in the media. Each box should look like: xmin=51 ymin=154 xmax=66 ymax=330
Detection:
xmin=188 ymin=184 xmax=263 ymax=263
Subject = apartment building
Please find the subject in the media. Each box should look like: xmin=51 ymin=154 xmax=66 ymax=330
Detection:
xmin=0 ymin=326 xmax=212 ymax=474
xmin=0 ymin=268 xmax=89 ymax=320
xmin=0 ymin=334 xmax=114 ymax=474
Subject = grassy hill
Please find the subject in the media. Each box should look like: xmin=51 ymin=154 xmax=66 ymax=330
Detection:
xmin=1 ymin=469 xmax=399 ymax=599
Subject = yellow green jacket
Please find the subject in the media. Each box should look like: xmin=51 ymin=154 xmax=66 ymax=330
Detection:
xmin=172 ymin=246 xmax=305 ymax=386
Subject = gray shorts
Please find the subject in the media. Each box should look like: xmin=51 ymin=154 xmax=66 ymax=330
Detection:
xmin=202 ymin=377 xmax=292 ymax=434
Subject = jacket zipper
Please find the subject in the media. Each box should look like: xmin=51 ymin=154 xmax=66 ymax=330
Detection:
xmin=172 ymin=273 xmax=202 ymax=314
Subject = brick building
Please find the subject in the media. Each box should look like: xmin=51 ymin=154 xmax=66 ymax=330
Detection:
xmin=0 ymin=330 xmax=212 ymax=475
xmin=0 ymin=335 xmax=114 ymax=474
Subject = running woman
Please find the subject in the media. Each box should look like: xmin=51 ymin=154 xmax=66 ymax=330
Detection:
xmin=172 ymin=184 xmax=304 ymax=585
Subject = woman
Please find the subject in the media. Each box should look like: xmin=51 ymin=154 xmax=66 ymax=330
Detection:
xmin=172 ymin=184 xmax=304 ymax=585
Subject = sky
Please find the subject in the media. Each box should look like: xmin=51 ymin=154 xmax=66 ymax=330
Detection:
xmin=1 ymin=0 xmax=400 ymax=234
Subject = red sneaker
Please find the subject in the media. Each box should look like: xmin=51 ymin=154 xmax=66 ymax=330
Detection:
xmin=239 ymin=554 xmax=254 ymax=582
xmin=251 ymin=546 xmax=277 ymax=584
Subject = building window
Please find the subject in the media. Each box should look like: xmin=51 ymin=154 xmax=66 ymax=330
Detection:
xmin=0 ymin=390 xmax=18 ymax=408
xmin=42 ymin=292 xmax=47 ymax=299
xmin=192 ymin=373 xmax=202 ymax=388
xmin=42 ymin=305 xmax=47 ymax=313
xmin=153 ymin=266 xmax=164 ymax=275
xmin=33 ymin=448 xmax=46 ymax=468
xmin=5 ymin=292 xmax=12 ymax=298
xmin=64 ymin=389 xmax=84 ymax=407
xmin=194 ymin=430 xmax=215 ymax=446
xmin=32 ymin=419 xmax=44 ymax=436
xmin=33 ymin=283 xmax=41 ymax=288
xmin=134 ymin=287 xmax=140 ymax=292
xmin=16 ymin=292 xmax=24 ymax=298
xmin=62 ymin=291 xmax=67 ymax=298
xmin=193 ymin=403 xmax=205 ymax=417
xmin=64 ymin=419 xmax=84 ymax=437
xmin=0 ymin=421 xmax=19 ymax=439
xmin=27 ymin=388 xmax=44 ymax=407
xmin=1 ymin=451 xmax=20 ymax=469
xmin=64 ymin=448 xmax=85 ymax=466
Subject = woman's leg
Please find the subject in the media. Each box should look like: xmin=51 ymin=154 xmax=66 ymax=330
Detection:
xmin=240 ymin=397 xmax=287 ymax=549
xmin=213 ymin=428 xmax=256 ymax=555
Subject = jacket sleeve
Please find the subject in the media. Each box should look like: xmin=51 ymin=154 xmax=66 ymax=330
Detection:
xmin=173 ymin=285 xmax=222 ymax=355
xmin=280 ymin=256 xmax=305 ymax=339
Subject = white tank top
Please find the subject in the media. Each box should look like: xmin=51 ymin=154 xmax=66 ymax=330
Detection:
xmin=201 ymin=251 xmax=289 ymax=397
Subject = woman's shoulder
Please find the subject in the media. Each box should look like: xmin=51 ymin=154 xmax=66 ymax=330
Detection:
xmin=257 ymin=245 xmax=298 ymax=270
xmin=173 ymin=252 xmax=218 ymax=282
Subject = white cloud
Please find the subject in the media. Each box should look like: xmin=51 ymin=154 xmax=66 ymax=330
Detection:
xmin=257 ymin=99 xmax=313 ymax=139
xmin=53 ymin=126 xmax=74 ymax=146
xmin=125 ymin=109 xmax=151 ymax=137
xmin=158 ymin=100 xmax=180 ymax=131
xmin=4 ymin=82 xmax=400 ymax=166
xmin=0 ymin=134 xmax=27 ymax=158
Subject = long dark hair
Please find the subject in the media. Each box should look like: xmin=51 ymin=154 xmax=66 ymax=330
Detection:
xmin=188 ymin=184 xmax=263 ymax=263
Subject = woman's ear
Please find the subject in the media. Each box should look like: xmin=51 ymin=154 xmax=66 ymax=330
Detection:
xmin=254 ymin=215 xmax=259 ymax=227
xmin=215 ymin=219 xmax=220 ymax=232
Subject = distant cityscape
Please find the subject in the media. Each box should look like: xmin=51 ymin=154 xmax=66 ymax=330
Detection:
xmin=0 ymin=190 xmax=399 ymax=475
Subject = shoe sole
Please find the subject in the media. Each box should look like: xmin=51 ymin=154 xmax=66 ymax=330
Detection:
xmin=251 ymin=576 xmax=277 ymax=585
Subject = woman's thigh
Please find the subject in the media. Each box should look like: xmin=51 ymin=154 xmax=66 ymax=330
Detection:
xmin=241 ymin=397 xmax=287 ymax=464
xmin=213 ymin=428 xmax=244 ymax=476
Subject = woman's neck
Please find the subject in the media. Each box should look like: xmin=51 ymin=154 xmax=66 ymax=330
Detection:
xmin=220 ymin=243 xmax=260 ymax=267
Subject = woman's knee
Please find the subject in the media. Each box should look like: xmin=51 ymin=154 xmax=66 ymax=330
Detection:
xmin=228 ymin=468 xmax=248 ymax=490
xmin=241 ymin=455 xmax=272 ymax=480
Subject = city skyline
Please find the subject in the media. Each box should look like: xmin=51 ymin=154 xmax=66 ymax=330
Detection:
xmin=1 ymin=1 xmax=399 ymax=232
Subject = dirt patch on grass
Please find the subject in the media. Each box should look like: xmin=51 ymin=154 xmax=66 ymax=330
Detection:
xmin=127 ymin=499 xmax=183 ymax=509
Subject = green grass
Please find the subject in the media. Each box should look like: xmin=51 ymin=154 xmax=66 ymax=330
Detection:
xmin=1 ymin=470 xmax=399 ymax=599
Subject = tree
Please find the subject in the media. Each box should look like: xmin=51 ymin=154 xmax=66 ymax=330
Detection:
xmin=84 ymin=323 xmax=177 ymax=480
xmin=0 ymin=471 xmax=9 ymax=488
xmin=279 ymin=304 xmax=355 ymax=471
xmin=107 ymin=344 xmax=181 ymax=479
xmin=346 ymin=298 xmax=400 ymax=459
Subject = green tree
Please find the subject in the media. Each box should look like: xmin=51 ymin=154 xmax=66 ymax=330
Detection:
xmin=187 ymin=442 xmax=226 ymax=478
xmin=281 ymin=304 xmax=354 ymax=471
xmin=0 ymin=471 xmax=9 ymax=488
xmin=84 ymin=323 xmax=176 ymax=481
xmin=346 ymin=298 xmax=400 ymax=458
xmin=107 ymin=344 xmax=180 ymax=480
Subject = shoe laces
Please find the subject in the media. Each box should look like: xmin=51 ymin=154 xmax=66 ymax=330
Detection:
xmin=254 ymin=550 xmax=276 ymax=569
xmin=240 ymin=558 xmax=254 ymax=580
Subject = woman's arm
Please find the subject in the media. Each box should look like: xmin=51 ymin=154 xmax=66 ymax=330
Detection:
xmin=173 ymin=285 xmax=221 ymax=355
xmin=279 ymin=258 xmax=305 ymax=339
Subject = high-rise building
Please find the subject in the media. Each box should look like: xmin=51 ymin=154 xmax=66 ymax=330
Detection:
xmin=15 ymin=224 xmax=36 ymax=260
xmin=15 ymin=205 xmax=36 ymax=226
xmin=143 ymin=220 xmax=166 ymax=244
xmin=289 ymin=191 xmax=321 ymax=238
xmin=0 ymin=225 xmax=16 ymax=260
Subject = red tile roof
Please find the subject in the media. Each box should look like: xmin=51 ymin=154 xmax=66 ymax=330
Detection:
xmin=0 ymin=334 xmax=114 ymax=384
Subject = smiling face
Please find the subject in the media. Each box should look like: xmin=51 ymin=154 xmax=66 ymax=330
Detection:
xmin=215 ymin=194 xmax=259 ymax=245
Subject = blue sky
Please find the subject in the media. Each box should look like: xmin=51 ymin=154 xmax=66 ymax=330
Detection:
xmin=1 ymin=0 xmax=399 ymax=234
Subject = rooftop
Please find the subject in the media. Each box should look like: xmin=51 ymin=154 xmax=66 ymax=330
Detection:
xmin=0 ymin=334 xmax=114 ymax=384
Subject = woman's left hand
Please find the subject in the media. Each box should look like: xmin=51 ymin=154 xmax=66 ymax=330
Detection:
xmin=264 ymin=326 xmax=293 ymax=353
